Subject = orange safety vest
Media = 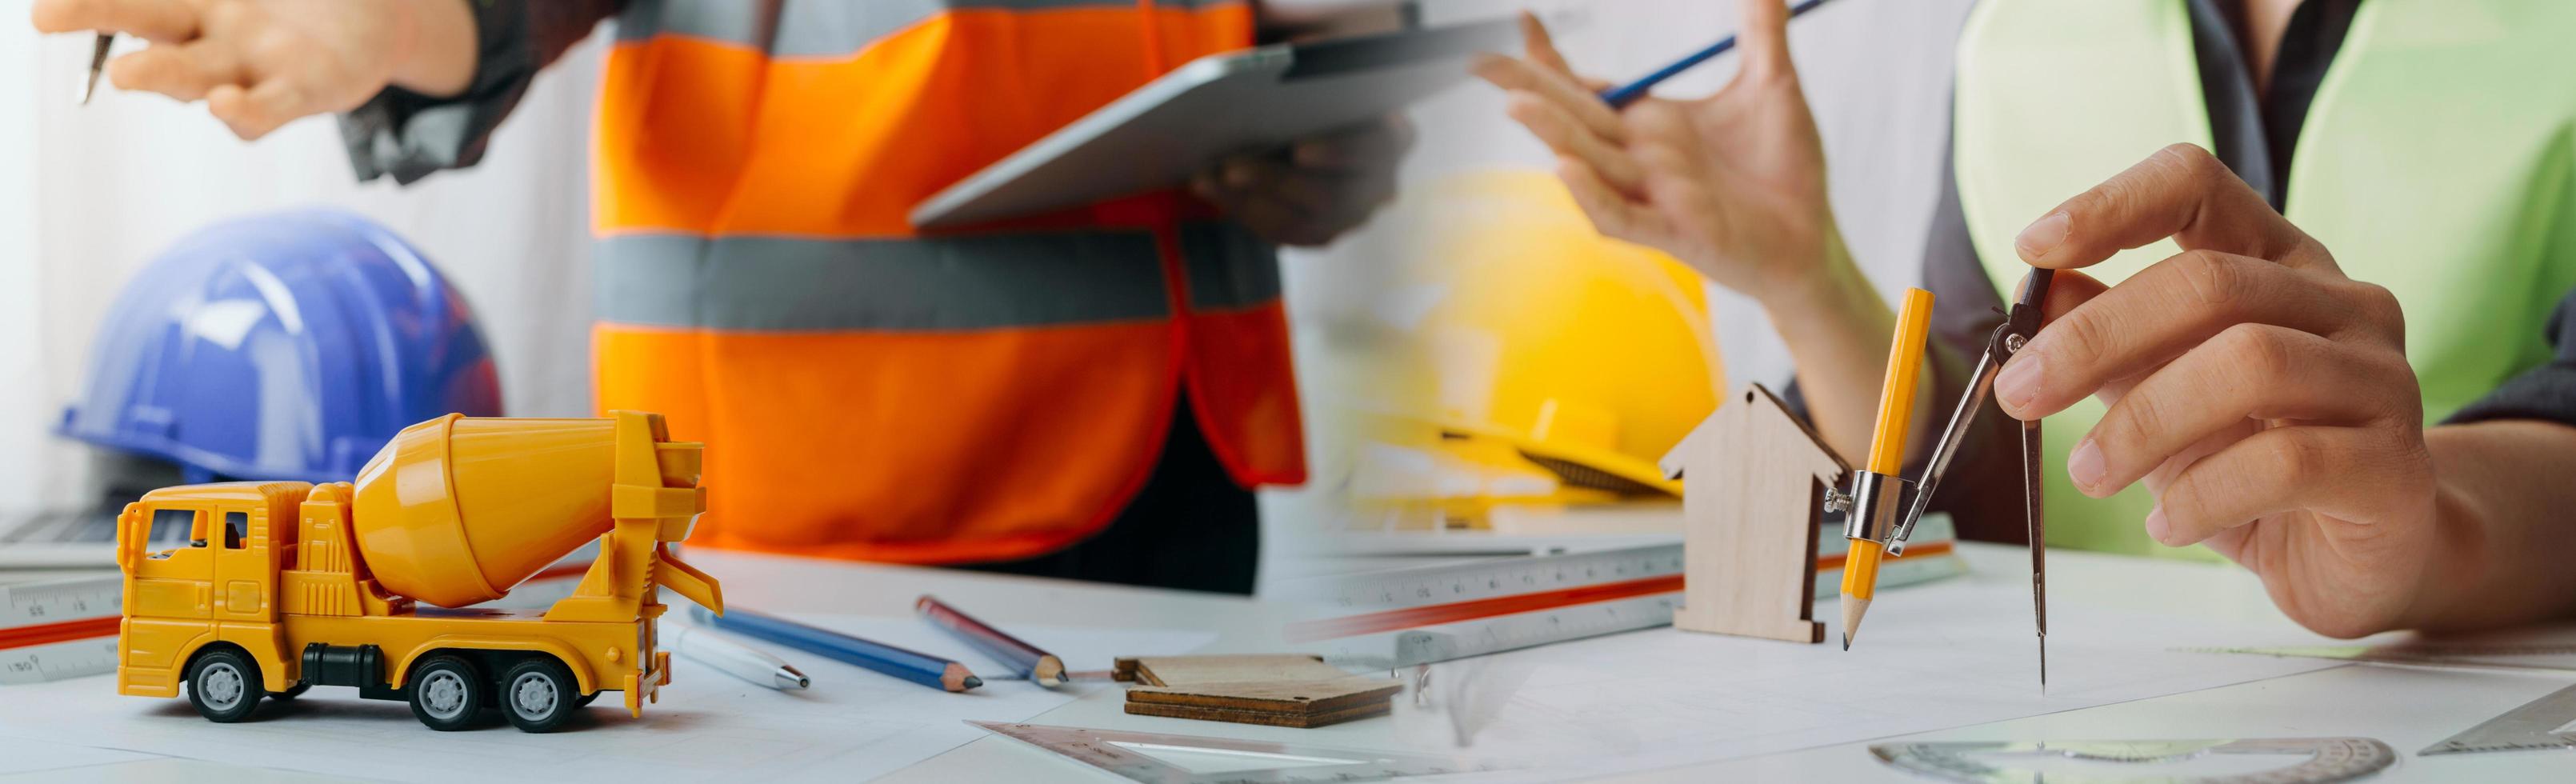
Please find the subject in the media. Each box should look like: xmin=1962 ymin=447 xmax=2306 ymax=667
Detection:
xmin=590 ymin=0 xmax=1306 ymax=565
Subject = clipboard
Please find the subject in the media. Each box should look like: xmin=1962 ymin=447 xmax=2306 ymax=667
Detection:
xmin=910 ymin=19 xmax=1516 ymax=230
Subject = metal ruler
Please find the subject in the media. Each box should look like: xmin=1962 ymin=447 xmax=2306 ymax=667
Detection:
xmin=0 ymin=574 xmax=123 ymax=685
xmin=972 ymin=722 xmax=1502 ymax=783
xmin=1870 ymin=738 xmax=2395 ymax=783
xmin=2422 ymin=682 xmax=2576 ymax=756
xmin=1279 ymin=521 xmax=1965 ymax=669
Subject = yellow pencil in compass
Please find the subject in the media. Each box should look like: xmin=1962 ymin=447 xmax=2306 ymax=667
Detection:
xmin=1840 ymin=288 xmax=1933 ymax=649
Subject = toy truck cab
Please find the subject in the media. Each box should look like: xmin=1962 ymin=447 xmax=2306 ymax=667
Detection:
xmin=113 ymin=482 xmax=308 ymax=706
xmin=110 ymin=412 xmax=722 ymax=733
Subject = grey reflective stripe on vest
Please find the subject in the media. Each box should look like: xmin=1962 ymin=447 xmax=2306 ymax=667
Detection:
xmin=1178 ymin=222 xmax=1282 ymax=311
xmin=596 ymin=232 xmax=1170 ymax=331
xmin=617 ymin=0 xmax=1244 ymax=58
xmin=594 ymin=226 xmax=1280 ymax=331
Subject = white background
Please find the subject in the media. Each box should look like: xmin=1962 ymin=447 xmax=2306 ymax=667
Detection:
xmin=0 ymin=0 xmax=1974 ymax=538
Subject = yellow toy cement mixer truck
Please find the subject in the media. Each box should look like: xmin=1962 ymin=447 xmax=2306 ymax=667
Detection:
xmin=111 ymin=411 xmax=722 ymax=732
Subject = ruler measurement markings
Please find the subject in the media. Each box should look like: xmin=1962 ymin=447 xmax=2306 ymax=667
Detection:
xmin=0 ymin=576 xmax=125 ymax=684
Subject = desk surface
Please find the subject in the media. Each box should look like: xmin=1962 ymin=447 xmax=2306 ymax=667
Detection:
xmin=7 ymin=545 xmax=2573 ymax=782
xmin=701 ymin=545 xmax=2576 ymax=782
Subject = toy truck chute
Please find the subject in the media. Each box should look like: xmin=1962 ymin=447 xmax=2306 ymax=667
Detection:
xmin=113 ymin=411 xmax=723 ymax=732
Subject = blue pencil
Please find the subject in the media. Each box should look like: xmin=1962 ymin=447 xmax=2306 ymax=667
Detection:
xmin=1597 ymin=0 xmax=1838 ymax=108
xmin=689 ymin=606 xmax=983 ymax=692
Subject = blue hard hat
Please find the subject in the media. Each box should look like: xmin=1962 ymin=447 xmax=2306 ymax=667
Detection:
xmin=60 ymin=209 xmax=502 ymax=484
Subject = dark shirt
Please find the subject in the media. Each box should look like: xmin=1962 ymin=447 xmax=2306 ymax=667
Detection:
xmin=339 ymin=1 xmax=628 ymax=185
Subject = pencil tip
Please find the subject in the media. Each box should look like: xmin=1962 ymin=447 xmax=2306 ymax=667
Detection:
xmin=962 ymin=675 xmax=984 ymax=690
xmin=1841 ymin=634 xmax=1850 ymax=651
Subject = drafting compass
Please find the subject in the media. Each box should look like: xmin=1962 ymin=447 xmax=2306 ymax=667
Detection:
xmin=1859 ymin=270 xmax=2053 ymax=686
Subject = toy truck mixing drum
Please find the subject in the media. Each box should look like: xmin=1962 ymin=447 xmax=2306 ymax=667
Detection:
xmin=111 ymin=411 xmax=723 ymax=732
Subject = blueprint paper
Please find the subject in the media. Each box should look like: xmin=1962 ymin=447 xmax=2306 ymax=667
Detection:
xmin=1386 ymin=581 xmax=2345 ymax=781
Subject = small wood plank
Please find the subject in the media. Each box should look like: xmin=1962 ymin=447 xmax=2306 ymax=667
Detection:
xmin=1111 ymin=654 xmax=1400 ymax=728
xmin=1127 ymin=676 xmax=1404 ymax=714
xmin=1116 ymin=654 xmax=1347 ymax=686
xmin=1124 ymin=700 xmax=1391 ymax=729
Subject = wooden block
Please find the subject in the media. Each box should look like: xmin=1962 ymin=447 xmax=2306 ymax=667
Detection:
xmin=1112 ymin=654 xmax=1400 ymax=729
xmin=1127 ymin=676 xmax=1403 ymax=715
xmin=1659 ymin=383 xmax=1848 ymax=644
xmin=1125 ymin=700 xmax=1393 ymax=728
xmin=1121 ymin=654 xmax=1346 ymax=687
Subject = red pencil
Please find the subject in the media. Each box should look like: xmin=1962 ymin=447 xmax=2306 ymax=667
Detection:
xmin=915 ymin=595 xmax=1067 ymax=687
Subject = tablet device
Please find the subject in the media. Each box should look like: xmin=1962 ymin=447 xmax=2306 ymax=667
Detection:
xmin=910 ymin=18 xmax=1516 ymax=230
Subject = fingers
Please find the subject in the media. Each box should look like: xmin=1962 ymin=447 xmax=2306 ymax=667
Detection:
xmin=2073 ymin=324 xmax=2414 ymax=498
xmin=1994 ymin=250 xmax=2399 ymax=420
xmin=209 ymin=78 xmax=308 ymax=140
xmin=1557 ymin=155 xmax=1666 ymax=242
xmin=1195 ymin=166 xmax=1330 ymax=247
xmin=1194 ymin=150 xmax=1395 ymax=248
xmin=2148 ymin=426 xmax=2431 ymax=548
xmin=2015 ymin=143 xmax=2331 ymax=274
xmin=105 ymin=40 xmax=239 ymax=101
xmin=1736 ymin=0 xmax=1794 ymax=81
xmin=1505 ymin=94 xmax=1646 ymax=194
xmin=1223 ymin=158 xmax=1341 ymax=214
xmin=31 ymin=0 xmax=198 ymax=42
xmin=1518 ymin=11 xmax=1574 ymax=75
xmin=1290 ymin=117 xmax=1414 ymax=171
xmin=1472 ymin=55 xmax=1626 ymax=142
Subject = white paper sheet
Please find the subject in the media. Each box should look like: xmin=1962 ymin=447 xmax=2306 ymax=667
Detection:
xmin=1392 ymin=580 xmax=2345 ymax=780
xmin=0 ymin=615 xmax=1214 ymax=782
xmin=0 ymin=735 xmax=159 ymax=774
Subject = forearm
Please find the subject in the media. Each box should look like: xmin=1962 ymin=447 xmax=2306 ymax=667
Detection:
xmin=2405 ymin=420 xmax=2576 ymax=632
xmin=390 ymin=0 xmax=479 ymax=98
xmin=1761 ymin=230 xmax=1921 ymax=462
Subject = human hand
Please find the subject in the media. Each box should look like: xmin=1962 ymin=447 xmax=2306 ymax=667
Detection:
xmin=1996 ymin=143 xmax=2434 ymax=638
xmin=1193 ymin=115 xmax=1413 ymax=248
xmin=1470 ymin=3 xmax=1842 ymax=302
xmin=30 ymin=0 xmax=474 ymax=140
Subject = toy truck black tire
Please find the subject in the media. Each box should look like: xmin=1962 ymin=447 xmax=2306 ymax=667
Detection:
xmin=184 ymin=648 xmax=264 ymax=723
xmin=407 ymin=655 xmax=487 ymax=731
xmin=499 ymin=658 xmax=581 ymax=732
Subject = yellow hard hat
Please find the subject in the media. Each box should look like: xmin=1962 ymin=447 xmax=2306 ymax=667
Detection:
xmin=1355 ymin=169 xmax=1724 ymax=510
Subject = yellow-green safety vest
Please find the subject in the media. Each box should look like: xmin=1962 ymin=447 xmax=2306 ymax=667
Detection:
xmin=1953 ymin=0 xmax=2576 ymax=557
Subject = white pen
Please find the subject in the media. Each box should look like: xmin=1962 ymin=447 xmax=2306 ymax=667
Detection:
xmin=666 ymin=622 xmax=810 ymax=690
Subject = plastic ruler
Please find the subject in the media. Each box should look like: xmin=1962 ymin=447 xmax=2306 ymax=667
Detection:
xmin=2421 ymin=682 xmax=2576 ymax=756
xmin=1279 ymin=522 xmax=1965 ymax=669
xmin=0 ymin=574 xmax=123 ymax=685
xmin=972 ymin=722 xmax=1501 ymax=783
xmin=1870 ymin=738 xmax=2396 ymax=783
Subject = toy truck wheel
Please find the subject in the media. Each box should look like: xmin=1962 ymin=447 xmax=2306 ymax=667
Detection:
xmin=500 ymin=658 xmax=579 ymax=733
xmin=184 ymin=649 xmax=264 ymax=723
xmin=408 ymin=655 xmax=487 ymax=731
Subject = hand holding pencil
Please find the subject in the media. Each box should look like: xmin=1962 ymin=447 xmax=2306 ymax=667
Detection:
xmin=1470 ymin=1 xmax=1846 ymax=305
